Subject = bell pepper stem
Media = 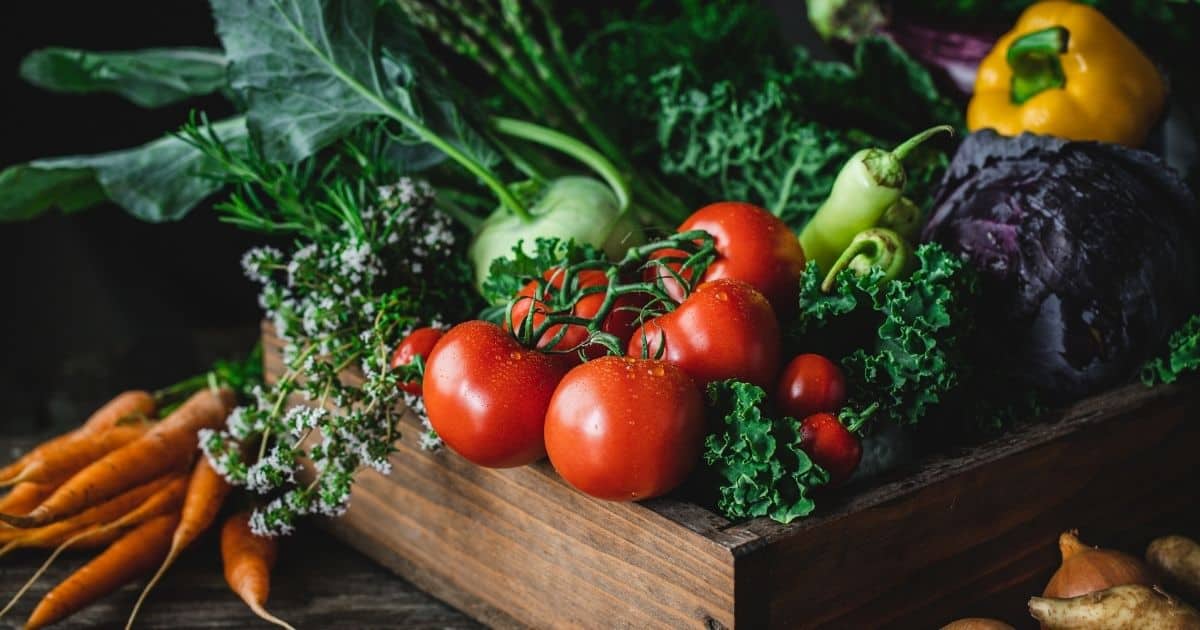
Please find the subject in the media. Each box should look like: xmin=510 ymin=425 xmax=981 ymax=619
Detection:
xmin=1007 ymin=26 xmax=1069 ymax=105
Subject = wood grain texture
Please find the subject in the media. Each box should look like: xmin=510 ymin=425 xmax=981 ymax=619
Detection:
xmin=263 ymin=322 xmax=1200 ymax=628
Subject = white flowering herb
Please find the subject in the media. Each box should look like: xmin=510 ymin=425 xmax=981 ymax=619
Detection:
xmin=190 ymin=126 xmax=481 ymax=535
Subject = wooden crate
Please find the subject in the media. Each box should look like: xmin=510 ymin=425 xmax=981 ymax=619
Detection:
xmin=263 ymin=324 xmax=1200 ymax=628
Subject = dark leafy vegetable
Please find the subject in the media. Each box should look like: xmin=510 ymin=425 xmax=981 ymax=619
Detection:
xmin=654 ymin=36 xmax=959 ymax=229
xmin=19 ymin=47 xmax=228 ymax=108
xmin=923 ymin=131 xmax=1200 ymax=401
xmin=0 ymin=117 xmax=247 ymax=222
xmin=1142 ymin=315 xmax=1200 ymax=386
xmin=794 ymin=243 xmax=978 ymax=426
xmin=703 ymin=380 xmax=829 ymax=523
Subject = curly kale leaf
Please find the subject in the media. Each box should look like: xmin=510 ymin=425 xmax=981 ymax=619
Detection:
xmin=1142 ymin=314 xmax=1200 ymax=385
xmin=794 ymin=243 xmax=978 ymax=426
xmin=653 ymin=36 xmax=958 ymax=230
xmin=703 ymin=380 xmax=829 ymax=523
xmin=479 ymin=237 xmax=605 ymax=308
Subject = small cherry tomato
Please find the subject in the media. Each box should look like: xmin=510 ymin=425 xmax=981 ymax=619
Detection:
xmin=647 ymin=202 xmax=806 ymax=312
xmin=776 ymin=353 xmax=847 ymax=420
xmin=798 ymin=413 xmax=862 ymax=486
xmin=544 ymin=356 xmax=706 ymax=501
xmin=507 ymin=269 xmax=643 ymax=361
xmin=390 ymin=327 xmax=445 ymax=395
xmin=423 ymin=321 xmax=570 ymax=468
xmin=628 ymin=279 xmax=781 ymax=389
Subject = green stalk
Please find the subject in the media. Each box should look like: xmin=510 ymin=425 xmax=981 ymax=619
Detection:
xmin=397 ymin=0 xmax=545 ymax=118
xmin=493 ymin=117 xmax=630 ymax=212
xmin=530 ymin=0 xmax=582 ymax=91
xmin=498 ymin=0 xmax=629 ymax=171
xmin=1007 ymin=26 xmax=1069 ymax=105
xmin=275 ymin=2 xmax=530 ymax=221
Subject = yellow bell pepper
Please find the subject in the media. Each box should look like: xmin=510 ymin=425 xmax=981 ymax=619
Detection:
xmin=967 ymin=1 xmax=1166 ymax=147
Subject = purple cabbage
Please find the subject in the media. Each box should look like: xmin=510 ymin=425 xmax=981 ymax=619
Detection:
xmin=922 ymin=131 xmax=1200 ymax=401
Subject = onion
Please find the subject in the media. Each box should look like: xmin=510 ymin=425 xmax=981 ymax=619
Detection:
xmin=939 ymin=618 xmax=1013 ymax=630
xmin=1043 ymin=530 xmax=1156 ymax=599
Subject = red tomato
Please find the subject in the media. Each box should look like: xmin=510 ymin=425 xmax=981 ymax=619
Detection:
xmin=648 ymin=202 xmax=806 ymax=311
xmin=627 ymin=279 xmax=781 ymax=389
xmin=544 ymin=356 xmax=706 ymax=501
xmin=776 ymin=354 xmax=847 ymax=420
xmin=507 ymin=269 xmax=643 ymax=360
xmin=422 ymin=321 xmax=570 ymax=468
xmin=389 ymin=327 xmax=445 ymax=395
xmin=799 ymin=413 xmax=862 ymax=486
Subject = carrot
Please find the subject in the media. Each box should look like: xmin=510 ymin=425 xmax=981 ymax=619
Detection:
xmin=0 ymin=476 xmax=188 ymax=620
xmin=24 ymin=512 xmax=180 ymax=630
xmin=0 ymin=388 xmax=233 ymax=528
xmin=0 ymin=483 xmax=55 ymax=516
xmin=126 ymin=457 xmax=232 ymax=628
xmin=0 ymin=475 xmax=175 ymax=552
xmin=0 ymin=391 xmax=155 ymax=484
xmin=222 ymin=511 xmax=294 ymax=630
xmin=0 ymin=424 xmax=149 ymax=488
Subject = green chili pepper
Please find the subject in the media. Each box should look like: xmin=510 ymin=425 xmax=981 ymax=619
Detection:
xmin=820 ymin=227 xmax=913 ymax=293
xmin=799 ymin=125 xmax=952 ymax=273
xmin=877 ymin=197 xmax=924 ymax=244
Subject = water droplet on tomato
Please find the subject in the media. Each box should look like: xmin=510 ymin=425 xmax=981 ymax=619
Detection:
xmin=714 ymin=291 xmax=728 ymax=301
xmin=510 ymin=351 xmax=523 ymax=360
xmin=648 ymin=365 xmax=665 ymax=377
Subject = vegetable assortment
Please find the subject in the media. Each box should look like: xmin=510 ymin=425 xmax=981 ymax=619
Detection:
xmin=2 ymin=1 xmax=1200 ymax=624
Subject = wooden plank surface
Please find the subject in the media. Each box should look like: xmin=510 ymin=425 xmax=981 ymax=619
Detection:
xmin=0 ymin=437 xmax=478 ymax=630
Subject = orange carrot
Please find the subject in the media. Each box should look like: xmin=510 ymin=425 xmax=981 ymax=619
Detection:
xmin=0 ymin=388 xmax=233 ymax=528
xmin=126 ymin=457 xmax=232 ymax=628
xmin=0 ymin=475 xmax=174 ymax=552
xmin=24 ymin=513 xmax=180 ymax=630
xmin=222 ymin=511 xmax=294 ymax=630
xmin=0 ymin=391 xmax=155 ymax=484
xmin=0 ymin=476 xmax=189 ymax=620
xmin=0 ymin=483 xmax=55 ymax=516
xmin=0 ymin=424 xmax=149 ymax=488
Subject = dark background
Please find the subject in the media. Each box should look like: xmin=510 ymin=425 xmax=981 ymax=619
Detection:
xmin=0 ymin=4 xmax=262 ymax=435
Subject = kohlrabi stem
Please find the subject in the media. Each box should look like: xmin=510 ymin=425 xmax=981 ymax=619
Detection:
xmin=272 ymin=3 xmax=530 ymax=222
xmin=493 ymin=117 xmax=631 ymax=212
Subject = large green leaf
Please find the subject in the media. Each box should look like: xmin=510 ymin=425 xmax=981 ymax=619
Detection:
xmin=0 ymin=117 xmax=247 ymax=223
xmin=20 ymin=47 xmax=228 ymax=108
xmin=209 ymin=0 xmax=498 ymax=168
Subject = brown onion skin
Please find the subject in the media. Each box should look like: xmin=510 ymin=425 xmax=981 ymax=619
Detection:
xmin=939 ymin=618 xmax=1014 ymax=630
xmin=1043 ymin=530 xmax=1156 ymax=599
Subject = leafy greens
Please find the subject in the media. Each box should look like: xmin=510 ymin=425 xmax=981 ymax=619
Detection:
xmin=703 ymin=380 xmax=829 ymax=524
xmin=653 ymin=36 xmax=960 ymax=229
xmin=793 ymin=243 xmax=978 ymax=427
xmin=19 ymin=47 xmax=228 ymax=108
xmin=1142 ymin=315 xmax=1200 ymax=386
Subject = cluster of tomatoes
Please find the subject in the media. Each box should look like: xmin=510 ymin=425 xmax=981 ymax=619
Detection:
xmin=390 ymin=202 xmax=863 ymax=503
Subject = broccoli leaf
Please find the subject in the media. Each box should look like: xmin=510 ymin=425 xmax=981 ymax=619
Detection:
xmin=794 ymin=243 xmax=978 ymax=426
xmin=0 ymin=117 xmax=247 ymax=223
xmin=1142 ymin=314 xmax=1200 ymax=385
xmin=19 ymin=47 xmax=228 ymax=108
xmin=703 ymin=380 xmax=829 ymax=523
xmin=210 ymin=0 xmax=499 ymax=170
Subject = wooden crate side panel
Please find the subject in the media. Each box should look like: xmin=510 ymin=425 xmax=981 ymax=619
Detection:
xmin=751 ymin=385 xmax=1200 ymax=628
xmin=264 ymin=328 xmax=738 ymax=628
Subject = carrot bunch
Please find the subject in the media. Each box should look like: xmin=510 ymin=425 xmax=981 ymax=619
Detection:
xmin=0 ymin=388 xmax=291 ymax=629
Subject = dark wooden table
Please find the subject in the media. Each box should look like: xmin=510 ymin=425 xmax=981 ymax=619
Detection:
xmin=0 ymin=438 xmax=480 ymax=630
